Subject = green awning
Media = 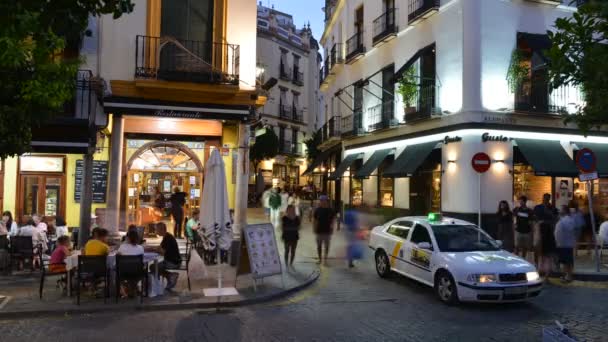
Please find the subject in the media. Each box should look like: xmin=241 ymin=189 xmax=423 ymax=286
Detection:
xmin=574 ymin=142 xmax=608 ymax=177
xmin=383 ymin=141 xmax=439 ymax=177
xmin=354 ymin=149 xmax=393 ymax=179
xmin=302 ymin=149 xmax=332 ymax=176
xmin=328 ymin=153 xmax=361 ymax=180
xmin=515 ymin=139 xmax=578 ymax=177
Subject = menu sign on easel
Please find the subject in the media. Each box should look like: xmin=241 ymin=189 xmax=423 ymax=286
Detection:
xmin=74 ymin=160 xmax=108 ymax=203
xmin=242 ymin=224 xmax=282 ymax=279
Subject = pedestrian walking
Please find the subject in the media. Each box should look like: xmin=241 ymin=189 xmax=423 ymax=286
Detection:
xmin=170 ymin=187 xmax=186 ymax=239
xmin=538 ymin=221 xmax=557 ymax=277
xmin=496 ymin=200 xmax=514 ymax=252
xmin=281 ymin=205 xmax=300 ymax=267
xmin=533 ymin=193 xmax=557 ymax=267
xmin=344 ymin=208 xmax=366 ymax=268
xmin=313 ymin=195 xmax=335 ymax=266
xmin=288 ymin=191 xmax=302 ymax=217
xmin=280 ymin=188 xmax=289 ymax=215
xmin=268 ymin=188 xmax=282 ymax=229
xmin=555 ymin=205 xmax=577 ymax=282
xmin=262 ymin=187 xmax=272 ymax=219
xmin=513 ymin=196 xmax=534 ymax=260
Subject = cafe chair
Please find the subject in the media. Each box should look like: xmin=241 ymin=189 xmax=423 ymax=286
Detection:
xmin=9 ymin=236 xmax=36 ymax=273
xmin=115 ymin=254 xmax=148 ymax=303
xmin=76 ymin=255 xmax=109 ymax=305
xmin=179 ymin=239 xmax=193 ymax=291
xmin=39 ymin=248 xmax=67 ymax=299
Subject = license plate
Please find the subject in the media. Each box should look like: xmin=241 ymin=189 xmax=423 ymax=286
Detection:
xmin=504 ymin=286 xmax=527 ymax=295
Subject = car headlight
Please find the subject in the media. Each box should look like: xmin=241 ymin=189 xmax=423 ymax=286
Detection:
xmin=467 ymin=274 xmax=497 ymax=283
xmin=526 ymin=271 xmax=540 ymax=282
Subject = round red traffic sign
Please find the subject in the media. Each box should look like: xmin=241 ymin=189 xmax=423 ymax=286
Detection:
xmin=575 ymin=148 xmax=597 ymax=173
xmin=471 ymin=152 xmax=492 ymax=173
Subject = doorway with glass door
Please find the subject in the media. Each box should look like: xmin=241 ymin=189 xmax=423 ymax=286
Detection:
xmin=18 ymin=175 xmax=66 ymax=223
xmin=126 ymin=141 xmax=204 ymax=232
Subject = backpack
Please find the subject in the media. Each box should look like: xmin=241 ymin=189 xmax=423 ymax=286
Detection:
xmin=269 ymin=193 xmax=281 ymax=210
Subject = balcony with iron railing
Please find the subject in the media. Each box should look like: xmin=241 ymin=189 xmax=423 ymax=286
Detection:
xmin=135 ymin=35 xmax=239 ymax=85
xmin=321 ymin=116 xmax=342 ymax=144
xmin=329 ymin=43 xmax=344 ymax=70
xmin=31 ymin=70 xmax=105 ymax=153
xmin=373 ymin=7 xmax=398 ymax=46
xmin=509 ymin=79 xmax=584 ymax=115
xmin=292 ymin=67 xmax=304 ymax=86
xmin=345 ymin=31 xmax=365 ymax=64
xmin=280 ymin=62 xmax=292 ymax=81
xmin=341 ymin=111 xmax=365 ymax=137
xmin=401 ymin=76 xmax=441 ymax=123
xmin=279 ymin=103 xmax=292 ymax=120
xmin=279 ymin=139 xmax=293 ymax=154
xmin=408 ymin=0 xmax=440 ymax=25
xmin=367 ymin=101 xmax=398 ymax=132
xmin=292 ymin=106 xmax=304 ymax=122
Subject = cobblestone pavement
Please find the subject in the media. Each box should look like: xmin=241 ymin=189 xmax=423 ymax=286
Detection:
xmin=1 ymin=211 xmax=607 ymax=341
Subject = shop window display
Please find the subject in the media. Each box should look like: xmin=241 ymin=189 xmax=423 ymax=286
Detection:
xmin=513 ymin=164 xmax=552 ymax=206
xmin=378 ymin=157 xmax=394 ymax=207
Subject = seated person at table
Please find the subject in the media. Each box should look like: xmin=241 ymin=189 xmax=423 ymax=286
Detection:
xmin=18 ymin=218 xmax=48 ymax=268
xmin=83 ymin=228 xmax=110 ymax=256
xmin=49 ymin=236 xmax=71 ymax=273
xmin=185 ymin=209 xmax=202 ymax=243
xmin=149 ymin=223 xmax=181 ymax=291
xmin=117 ymin=230 xmax=144 ymax=298
xmin=118 ymin=230 xmax=144 ymax=256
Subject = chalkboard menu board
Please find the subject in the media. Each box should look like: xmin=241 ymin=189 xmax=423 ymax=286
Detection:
xmin=242 ymin=223 xmax=282 ymax=279
xmin=74 ymin=160 xmax=108 ymax=203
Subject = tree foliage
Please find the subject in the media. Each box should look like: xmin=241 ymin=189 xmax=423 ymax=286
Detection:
xmin=249 ymin=127 xmax=279 ymax=171
xmin=304 ymin=129 xmax=322 ymax=164
xmin=0 ymin=0 xmax=134 ymax=159
xmin=547 ymin=0 xmax=608 ymax=133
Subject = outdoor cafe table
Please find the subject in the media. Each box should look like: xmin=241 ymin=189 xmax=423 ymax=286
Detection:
xmin=65 ymin=251 xmax=162 ymax=297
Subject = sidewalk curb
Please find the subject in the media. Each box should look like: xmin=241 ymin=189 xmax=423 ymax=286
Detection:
xmin=0 ymin=268 xmax=321 ymax=320
xmin=550 ymin=271 xmax=608 ymax=282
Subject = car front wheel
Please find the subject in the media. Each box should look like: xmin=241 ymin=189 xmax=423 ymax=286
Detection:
xmin=375 ymin=250 xmax=391 ymax=278
xmin=435 ymin=271 xmax=459 ymax=305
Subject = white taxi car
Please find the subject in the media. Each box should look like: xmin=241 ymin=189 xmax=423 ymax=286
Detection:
xmin=369 ymin=214 xmax=542 ymax=304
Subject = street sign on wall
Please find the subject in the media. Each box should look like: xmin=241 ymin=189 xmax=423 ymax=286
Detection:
xmin=576 ymin=148 xmax=598 ymax=181
xmin=471 ymin=152 xmax=492 ymax=173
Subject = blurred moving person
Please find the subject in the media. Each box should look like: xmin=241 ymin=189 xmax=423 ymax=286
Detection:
xmin=281 ymin=205 xmax=300 ymax=268
xmin=313 ymin=195 xmax=335 ymax=266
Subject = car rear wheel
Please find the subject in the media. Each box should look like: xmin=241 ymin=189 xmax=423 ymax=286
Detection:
xmin=435 ymin=271 xmax=459 ymax=305
xmin=375 ymin=250 xmax=391 ymax=278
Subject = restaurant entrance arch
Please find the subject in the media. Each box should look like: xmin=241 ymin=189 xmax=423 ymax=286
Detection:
xmin=126 ymin=141 xmax=204 ymax=227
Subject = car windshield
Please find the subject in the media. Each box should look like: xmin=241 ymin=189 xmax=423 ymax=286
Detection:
xmin=431 ymin=225 xmax=500 ymax=252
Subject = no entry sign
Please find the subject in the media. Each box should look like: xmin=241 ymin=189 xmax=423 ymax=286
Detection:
xmin=471 ymin=152 xmax=491 ymax=173
xmin=576 ymin=148 xmax=597 ymax=173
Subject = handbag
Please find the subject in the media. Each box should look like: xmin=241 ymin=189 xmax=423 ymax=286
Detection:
xmin=188 ymin=249 xmax=208 ymax=281
xmin=148 ymin=274 xmax=165 ymax=298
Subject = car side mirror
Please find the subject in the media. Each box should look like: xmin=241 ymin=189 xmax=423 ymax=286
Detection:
xmin=417 ymin=242 xmax=433 ymax=250
xmin=495 ymin=240 xmax=503 ymax=248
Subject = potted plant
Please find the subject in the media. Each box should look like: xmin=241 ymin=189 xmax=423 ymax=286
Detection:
xmin=397 ymin=66 xmax=418 ymax=117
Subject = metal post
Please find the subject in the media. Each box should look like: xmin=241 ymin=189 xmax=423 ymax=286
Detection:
xmin=478 ymin=173 xmax=482 ymax=241
xmin=78 ymin=149 xmax=95 ymax=247
xmin=586 ymin=181 xmax=600 ymax=272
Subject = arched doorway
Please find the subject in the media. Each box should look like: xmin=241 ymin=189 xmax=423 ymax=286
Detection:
xmin=126 ymin=141 xmax=204 ymax=227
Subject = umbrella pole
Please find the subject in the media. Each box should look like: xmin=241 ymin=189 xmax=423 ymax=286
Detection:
xmin=217 ymin=244 xmax=222 ymax=292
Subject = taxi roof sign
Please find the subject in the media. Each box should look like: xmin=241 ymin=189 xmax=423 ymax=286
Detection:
xmin=428 ymin=213 xmax=442 ymax=222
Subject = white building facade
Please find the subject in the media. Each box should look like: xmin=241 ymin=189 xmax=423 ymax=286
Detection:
xmin=255 ymin=4 xmax=321 ymax=191
xmin=315 ymin=0 xmax=608 ymax=233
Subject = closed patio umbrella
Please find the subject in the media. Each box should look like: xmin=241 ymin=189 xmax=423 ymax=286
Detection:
xmin=199 ymin=148 xmax=237 ymax=297
xmin=200 ymin=148 xmax=233 ymax=251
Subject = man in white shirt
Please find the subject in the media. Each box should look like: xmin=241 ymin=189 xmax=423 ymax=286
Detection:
xmin=554 ymin=205 xmax=577 ymax=282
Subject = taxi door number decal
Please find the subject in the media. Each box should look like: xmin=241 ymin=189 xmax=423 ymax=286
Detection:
xmin=390 ymin=242 xmax=402 ymax=267
xmin=411 ymin=249 xmax=430 ymax=269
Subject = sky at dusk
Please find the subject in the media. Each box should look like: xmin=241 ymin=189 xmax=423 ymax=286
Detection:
xmin=260 ymin=0 xmax=327 ymax=41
